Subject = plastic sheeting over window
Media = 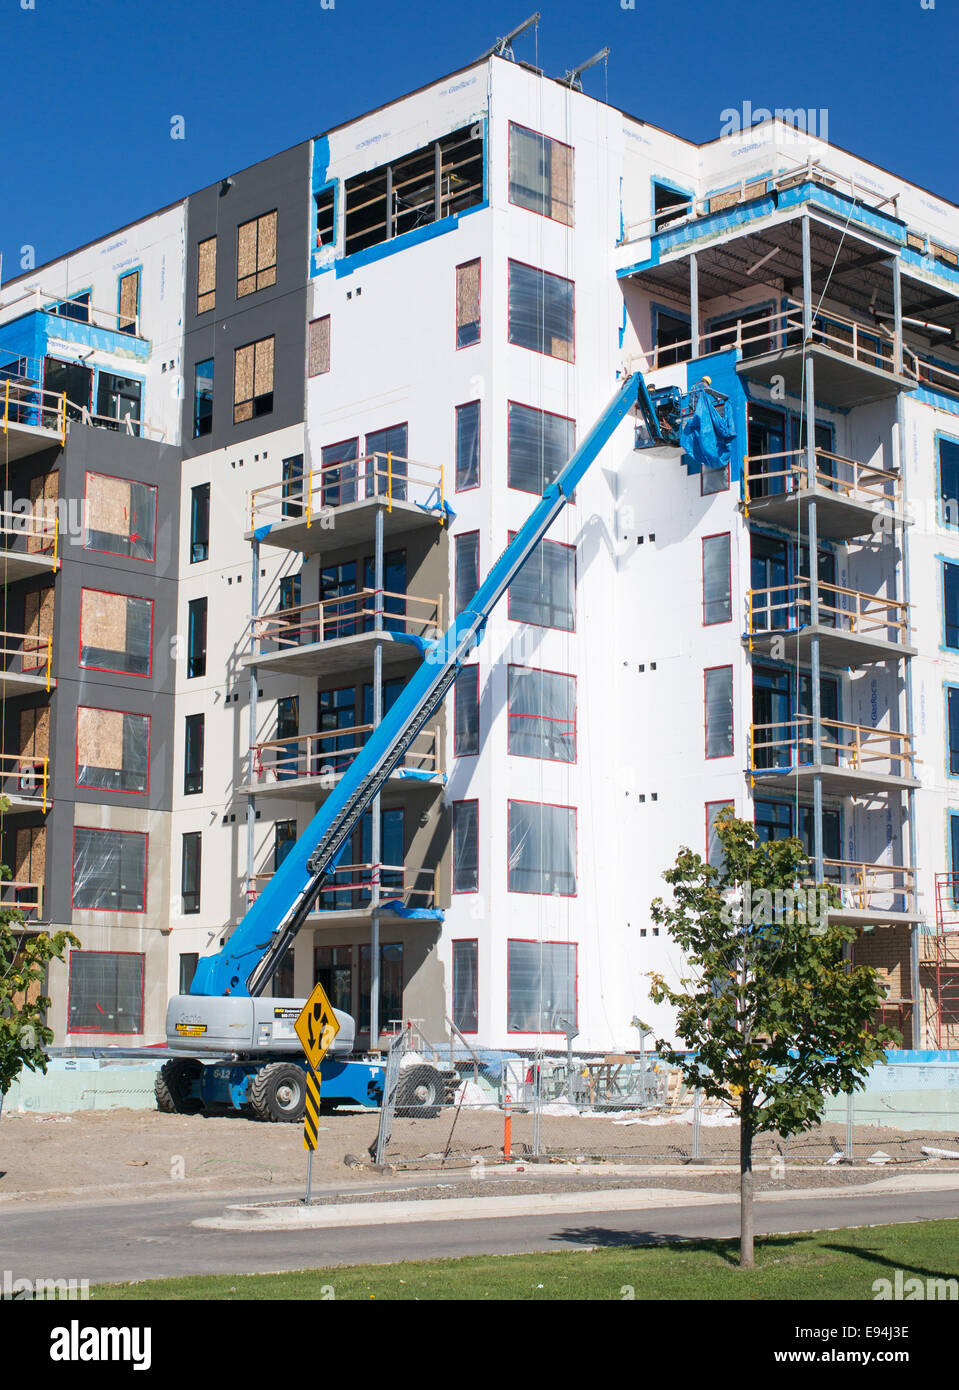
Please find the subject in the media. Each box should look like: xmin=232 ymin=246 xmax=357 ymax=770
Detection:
xmin=455 ymin=532 xmax=479 ymax=616
xmin=508 ymin=667 xmax=575 ymax=762
xmin=508 ymin=124 xmax=574 ymax=226
xmin=68 ymin=951 xmax=144 ymax=1034
xmin=452 ymin=939 xmax=478 ymax=1032
xmin=507 ymin=939 xmax=577 ymax=1033
xmin=453 ymin=801 xmax=478 ymax=892
xmin=72 ymin=828 xmax=147 ymax=912
xmin=84 ymin=473 xmax=156 ymax=561
xmin=508 ymin=536 xmax=575 ymax=631
xmin=705 ymin=666 xmax=734 ymax=758
xmin=455 ymin=401 xmax=480 ymax=490
xmin=79 ymin=589 xmax=153 ymax=677
xmin=508 ymin=261 xmax=573 ymax=361
xmin=706 ymin=800 xmax=735 ymax=869
xmin=76 ymin=707 xmax=149 ymax=794
xmin=507 ymin=801 xmax=576 ymax=896
xmin=702 ymin=534 xmax=731 ymax=624
xmin=454 ymin=664 xmax=479 ymax=757
xmin=507 ymin=402 xmax=575 ymax=494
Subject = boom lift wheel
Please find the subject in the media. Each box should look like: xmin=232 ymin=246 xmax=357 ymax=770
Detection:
xmin=248 ymin=1062 xmax=308 ymax=1123
xmin=155 ymin=1059 xmax=204 ymax=1114
xmin=395 ymin=1065 xmax=447 ymax=1119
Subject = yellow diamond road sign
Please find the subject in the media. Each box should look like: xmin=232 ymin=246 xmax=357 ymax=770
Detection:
xmin=295 ymin=981 xmax=340 ymax=1071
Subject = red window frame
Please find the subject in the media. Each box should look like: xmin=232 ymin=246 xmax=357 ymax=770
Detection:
xmin=506 ymin=664 xmax=577 ymax=764
xmin=704 ymin=665 xmax=734 ymax=760
xmin=507 ymin=121 xmax=574 ymax=226
xmin=506 ymin=531 xmax=576 ymax=633
xmin=308 ymin=315 xmax=331 ymax=377
xmin=82 ymin=470 xmax=158 ymax=563
xmin=701 ymin=532 xmax=732 ymax=626
xmin=74 ymin=705 xmax=152 ymax=797
xmin=506 ymin=399 xmax=576 ymax=500
xmin=78 ymin=587 xmax=155 ymax=679
xmin=455 ymin=259 xmax=481 ymax=350
xmin=71 ymin=826 xmax=148 ymax=915
xmin=506 ymin=938 xmax=578 ymax=1035
xmin=454 ymin=530 xmax=480 ymax=617
xmin=66 ymin=949 xmax=145 ymax=1036
xmin=454 ymin=662 xmax=480 ymax=758
xmin=454 ymin=399 xmax=481 ymax=493
xmin=451 ymin=938 xmax=479 ymax=1035
xmin=507 ymin=258 xmax=575 ymax=364
xmin=705 ymin=799 xmax=735 ymax=864
xmin=506 ymin=799 xmax=577 ymax=898
xmin=452 ymin=800 xmax=479 ymax=895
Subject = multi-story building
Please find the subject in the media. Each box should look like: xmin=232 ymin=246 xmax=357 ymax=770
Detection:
xmin=2 ymin=49 xmax=957 ymax=1053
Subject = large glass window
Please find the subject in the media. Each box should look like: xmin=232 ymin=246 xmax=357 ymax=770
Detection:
xmin=96 ymin=372 xmax=141 ymax=433
xmin=939 ymin=436 xmax=959 ymax=527
xmin=508 ymin=261 xmax=574 ymax=361
xmin=507 ymin=940 xmax=577 ymax=1033
xmin=282 ymin=454 xmax=304 ymax=518
xmin=187 ymin=598 xmax=207 ymax=678
xmin=948 ymin=686 xmax=959 ymax=776
xmin=702 ymin=533 xmax=732 ymax=624
xmin=654 ymin=308 xmax=691 ymax=366
xmin=452 ymin=940 xmax=478 ymax=1033
xmin=453 ymin=801 xmax=479 ymax=893
xmin=321 ymin=438 xmax=358 ymax=508
xmin=366 ymin=423 xmax=408 ymax=501
xmin=75 ymin=708 xmax=149 ymax=794
xmin=181 ymin=833 xmax=201 ymax=915
xmin=454 ymin=664 xmax=479 ymax=756
xmin=944 ymin=561 xmax=959 ymax=650
xmin=314 ymin=944 xmax=352 ymax=1014
xmin=455 ymin=401 xmax=480 ymax=491
xmin=508 ymin=535 xmax=575 ymax=631
xmin=79 ymin=589 xmax=153 ymax=677
xmin=706 ymin=800 xmax=735 ymax=868
xmin=705 ymin=666 xmax=734 ymax=758
xmin=508 ymin=124 xmax=573 ymax=225
xmin=190 ymin=483 xmax=210 ymax=562
xmin=507 ymin=801 xmax=576 ymax=896
xmin=507 ymin=667 xmax=576 ymax=762
xmin=184 ymin=713 xmax=204 ymax=794
xmin=72 ymin=828 xmax=147 ymax=912
xmin=193 ymin=359 xmax=214 ymax=438
xmin=507 ymin=402 xmax=575 ymax=494
xmin=68 ymin=951 xmax=144 ymax=1034
xmin=84 ymin=472 xmax=157 ymax=561
xmin=455 ymin=532 xmax=480 ymax=616
xmin=359 ymin=943 xmax=403 ymax=1033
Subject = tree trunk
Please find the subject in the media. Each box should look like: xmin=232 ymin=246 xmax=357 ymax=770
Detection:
xmin=739 ymin=1094 xmax=754 ymax=1268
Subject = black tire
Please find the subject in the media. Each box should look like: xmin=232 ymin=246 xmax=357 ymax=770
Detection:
xmin=248 ymin=1062 xmax=307 ymax=1123
xmin=155 ymin=1059 xmax=204 ymax=1115
xmin=395 ymin=1065 xmax=446 ymax=1119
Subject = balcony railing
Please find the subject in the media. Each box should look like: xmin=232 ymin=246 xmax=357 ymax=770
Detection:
xmin=0 ymin=504 xmax=59 ymax=560
xmin=820 ymin=860 xmax=917 ymax=916
xmin=747 ymin=580 xmax=910 ymax=644
xmin=749 ymin=716 xmax=916 ymax=780
xmin=743 ymin=447 xmax=901 ymax=514
xmin=250 ymin=723 xmax=441 ymax=786
xmin=2 ymin=374 xmax=67 ymax=443
xmin=252 ymin=589 xmax=441 ymax=656
xmin=249 ymin=863 xmax=439 ymax=912
xmin=0 ymin=753 xmax=50 ymax=810
xmin=0 ymin=629 xmax=54 ymax=689
xmin=0 ymin=287 xmax=143 ymax=339
xmin=250 ymin=452 xmax=446 ymax=529
xmin=0 ymin=879 xmax=44 ymax=919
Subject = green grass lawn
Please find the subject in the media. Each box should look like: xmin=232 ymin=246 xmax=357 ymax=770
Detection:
xmin=92 ymin=1219 xmax=959 ymax=1301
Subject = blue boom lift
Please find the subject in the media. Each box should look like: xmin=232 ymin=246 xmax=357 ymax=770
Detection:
xmin=158 ymin=371 xmax=726 ymax=1121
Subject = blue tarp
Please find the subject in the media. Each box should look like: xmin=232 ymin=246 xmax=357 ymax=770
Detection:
xmin=680 ymin=389 xmax=736 ymax=472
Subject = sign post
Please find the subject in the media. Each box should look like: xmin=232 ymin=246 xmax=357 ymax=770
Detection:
xmin=294 ymin=982 xmax=340 ymax=1204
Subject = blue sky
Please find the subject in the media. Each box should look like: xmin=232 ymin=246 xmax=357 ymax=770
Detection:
xmin=0 ymin=0 xmax=954 ymax=280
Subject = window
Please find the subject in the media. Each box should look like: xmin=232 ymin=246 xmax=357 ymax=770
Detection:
xmin=22 ymin=586 xmax=54 ymax=670
xmin=343 ymin=125 xmax=484 ymax=256
xmin=275 ymin=819 xmax=297 ymax=872
xmin=321 ymin=438 xmax=358 ymax=508
xmin=508 ymin=261 xmax=574 ymax=361
xmin=507 ymin=940 xmax=577 ymax=1033
xmin=944 ymin=561 xmax=959 ymax=649
xmin=705 ymin=666 xmax=734 ymax=758
xmin=701 ymin=457 xmax=729 ymax=495
xmin=315 ymin=944 xmax=352 ymax=1014
xmin=320 ymin=559 xmax=358 ymax=639
xmin=187 ymin=598 xmax=207 ymax=679
xmin=182 ymin=833 xmax=201 ymax=915
xmin=314 ymin=187 xmax=336 ymax=250
xmin=456 ymin=260 xmax=480 ymax=347
xmin=197 ymin=237 xmax=216 ymax=314
xmin=362 ymin=549 xmax=406 ymax=634
xmin=309 ymin=316 xmax=331 ymax=376
xmin=507 ymin=401 xmax=575 ymax=494
xmin=507 ymin=801 xmax=576 ymax=896
xmin=184 ymin=713 xmax=204 ymax=794
xmin=190 ymin=483 xmax=210 ymax=562
xmin=43 ymin=357 xmax=91 ymax=423
xmin=366 ymin=423 xmax=408 ymax=501
xmin=237 ymin=210 xmax=277 ymax=297
xmin=508 ymin=666 xmax=576 ymax=762
xmin=84 ymin=472 xmax=157 ymax=561
xmin=702 ymin=533 xmax=732 ymax=624
xmin=72 ymin=828 xmax=147 ymax=913
xmin=706 ymin=800 xmax=735 ymax=868
xmin=96 ymin=373 xmax=141 ymax=432
xmin=707 ymin=303 xmax=773 ymax=359
xmin=455 ymin=401 xmax=480 ymax=491
xmin=453 ymin=801 xmax=479 ymax=893
xmin=193 ymin=358 xmax=214 ymax=437
xmin=51 ymin=292 xmax=90 ymax=323
xmin=653 ymin=181 xmax=687 ymax=232
xmin=179 ymin=953 xmax=198 ymax=993
xmin=281 ymin=455 xmax=304 ymax=518
xmin=233 ymin=336 xmax=274 ymax=423
xmin=454 ymin=664 xmax=479 ymax=757
xmin=508 ymin=535 xmax=575 ymax=631
xmin=653 ymin=308 xmax=691 ymax=366
xmin=755 ymin=799 xmax=793 ymax=844
xmin=117 ymin=270 xmax=140 ymax=334
xmin=452 ymin=940 xmax=478 ymax=1033
xmin=455 ymin=532 xmax=480 ymax=616
xmin=68 ymin=951 xmax=144 ymax=1034
xmin=359 ymin=942 xmax=403 ymax=1033
xmin=508 ymin=123 xmax=573 ymax=225
xmin=79 ymin=589 xmax=153 ymax=677
xmin=940 ymin=436 xmax=959 ymax=526
xmin=75 ymin=708 xmax=150 ymax=794
xmin=948 ymin=687 xmax=959 ymax=776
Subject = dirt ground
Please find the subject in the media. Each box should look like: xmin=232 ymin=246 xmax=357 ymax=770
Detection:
xmin=1 ymin=1105 xmax=958 ymax=1206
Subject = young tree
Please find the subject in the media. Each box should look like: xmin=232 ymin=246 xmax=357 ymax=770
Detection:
xmin=649 ymin=810 xmax=894 ymax=1268
xmin=0 ymin=902 xmax=78 ymax=1118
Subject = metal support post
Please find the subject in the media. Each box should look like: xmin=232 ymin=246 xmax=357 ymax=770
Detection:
xmin=370 ymin=506 xmax=384 ymax=1046
xmin=689 ymin=252 xmax=700 ymax=359
xmin=802 ymin=216 xmax=825 ymax=884
xmin=246 ymin=538 xmax=260 ymax=908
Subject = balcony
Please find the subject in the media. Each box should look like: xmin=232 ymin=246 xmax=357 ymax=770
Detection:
xmin=819 ymin=860 xmax=920 ymax=927
xmin=247 ymin=589 xmax=441 ymax=678
xmin=0 ymin=753 xmax=51 ymax=813
xmin=1 ymin=370 xmax=67 ymax=460
xmin=249 ymin=862 xmax=440 ymax=923
xmin=747 ymin=581 xmax=914 ymax=667
xmin=0 ymin=628 xmax=55 ymax=696
xmin=0 ymin=504 xmax=60 ymax=582
xmin=248 ymin=452 xmax=448 ymax=555
xmin=241 ymin=723 xmax=443 ymax=801
xmin=743 ymin=447 xmax=904 ymax=540
xmin=749 ymin=717 xmax=918 ymax=796
xmin=0 ymin=879 xmax=44 ymax=921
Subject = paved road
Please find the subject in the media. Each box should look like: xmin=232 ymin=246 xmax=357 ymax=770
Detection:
xmin=2 ymin=1181 xmax=958 ymax=1286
